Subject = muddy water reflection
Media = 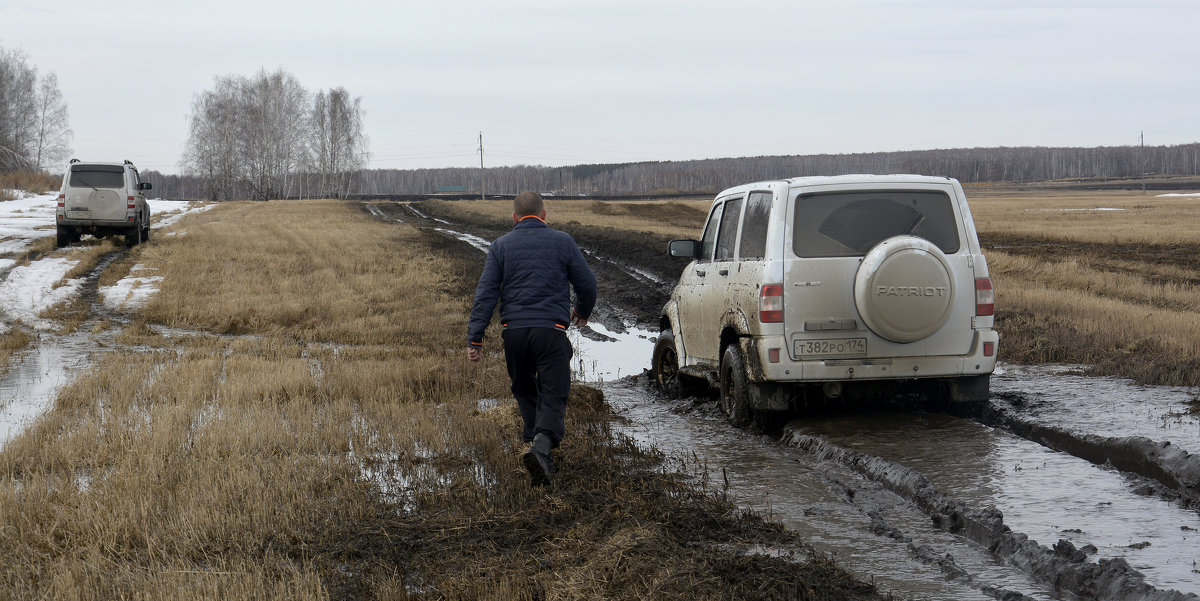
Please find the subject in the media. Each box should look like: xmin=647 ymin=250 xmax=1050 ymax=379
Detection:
xmin=602 ymin=380 xmax=1059 ymax=600
xmin=993 ymin=364 xmax=1200 ymax=456
xmin=795 ymin=411 xmax=1200 ymax=596
xmin=0 ymin=332 xmax=93 ymax=450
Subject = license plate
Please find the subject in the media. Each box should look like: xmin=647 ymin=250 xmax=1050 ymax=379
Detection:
xmin=794 ymin=338 xmax=867 ymax=358
xmin=66 ymin=211 xmax=90 ymax=219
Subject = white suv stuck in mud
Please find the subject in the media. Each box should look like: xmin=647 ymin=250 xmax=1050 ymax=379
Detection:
xmin=652 ymin=175 xmax=997 ymax=424
xmin=56 ymin=159 xmax=152 ymax=248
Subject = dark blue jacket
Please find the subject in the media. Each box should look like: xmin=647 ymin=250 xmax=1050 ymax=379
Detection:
xmin=468 ymin=216 xmax=597 ymax=346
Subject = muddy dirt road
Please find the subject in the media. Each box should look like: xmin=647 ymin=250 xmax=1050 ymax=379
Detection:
xmin=369 ymin=200 xmax=1200 ymax=601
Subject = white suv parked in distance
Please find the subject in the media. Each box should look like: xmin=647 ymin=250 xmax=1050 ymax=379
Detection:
xmin=56 ymin=159 xmax=152 ymax=248
xmin=651 ymin=174 xmax=997 ymax=424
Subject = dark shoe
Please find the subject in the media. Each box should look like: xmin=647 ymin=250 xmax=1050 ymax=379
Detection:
xmin=523 ymin=433 xmax=556 ymax=487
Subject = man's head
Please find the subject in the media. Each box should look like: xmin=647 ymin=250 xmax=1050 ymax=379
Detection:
xmin=513 ymin=191 xmax=546 ymax=222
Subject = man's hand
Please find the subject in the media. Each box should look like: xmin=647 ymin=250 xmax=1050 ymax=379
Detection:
xmin=467 ymin=347 xmax=482 ymax=362
xmin=571 ymin=313 xmax=588 ymax=328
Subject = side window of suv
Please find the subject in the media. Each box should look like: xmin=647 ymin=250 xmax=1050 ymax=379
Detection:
xmin=714 ymin=196 xmax=743 ymax=261
xmin=698 ymin=202 xmax=725 ymax=261
xmin=738 ymin=191 xmax=772 ymax=260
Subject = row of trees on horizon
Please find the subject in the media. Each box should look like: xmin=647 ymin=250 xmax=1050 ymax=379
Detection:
xmin=4 ymin=44 xmax=1198 ymax=200
xmin=143 ymin=141 xmax=1200 ymax=200
xmin=182 ymin=68 xmax=369 ymax=201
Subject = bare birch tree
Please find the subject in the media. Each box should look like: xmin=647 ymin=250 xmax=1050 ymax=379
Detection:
xmin=32 ymin=73 xmax=72 ymax=171
xmin=182 ymin=76 xmax=242 ymax=200
xmin=182 ymin=69 xmax=371 ymax=200
xmin=0 ymin=48 xmax=38 ymax=172
xmin=310 ymin=87 xmax=368 ymax=198
xmin=0 ymin=47 xmax=72 ymax=174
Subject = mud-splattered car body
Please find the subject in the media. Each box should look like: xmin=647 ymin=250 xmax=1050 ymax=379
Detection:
xmin=653 ymin=175 xmax=997 ymax=423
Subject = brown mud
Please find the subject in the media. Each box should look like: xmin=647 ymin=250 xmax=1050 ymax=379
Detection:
xmin=783 ymin=431 xmax=1197 ymax=601
xmin=405 ymin=200 xmax=691 ymax=329
xmin=371 ymin=198 xmax=1200 ymax=600
xmin=980 ymin=233 xmax=1200 ymax=287
xmin=359 ymin=200 xmax=889 ymax=600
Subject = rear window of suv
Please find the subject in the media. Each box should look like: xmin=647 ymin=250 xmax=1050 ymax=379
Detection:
xmin=68 ymin=165 xmax=125 ymax=189
xmin=791 ymin=190 xmax=960 ymax=257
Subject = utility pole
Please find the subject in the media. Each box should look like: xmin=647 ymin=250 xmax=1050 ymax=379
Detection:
xmin=1140 ymin=131 xmax=1146 ymax=195
xmin=478 ymin=131 xmax=485 ymax=201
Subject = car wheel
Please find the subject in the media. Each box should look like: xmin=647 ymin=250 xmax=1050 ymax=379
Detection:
xmin=651 ymin=330 xmax=705 ymax=397
xmin=719 ymin=344 xmax=753 ymax=427
xmin=56 ymin=226 xmax=70 ymax=248
xmin=125 ymin=228 xmax=139 ymax=247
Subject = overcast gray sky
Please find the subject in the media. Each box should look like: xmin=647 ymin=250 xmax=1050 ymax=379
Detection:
xmin=3 ymin=0 xmax=1197 ymax=174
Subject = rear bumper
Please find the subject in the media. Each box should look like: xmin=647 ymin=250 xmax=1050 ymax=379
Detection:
xmin=57 ymin=216 xmax=138 ymax=228
xmin=750 ymin=330 xmax=998 ymax=383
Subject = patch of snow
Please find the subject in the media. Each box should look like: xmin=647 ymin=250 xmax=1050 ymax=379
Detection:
xmin=1155 ymin=193 xmax=1200 ymax=197
xmin=0 ymin=257 xmax=84 ymax=329
xmin=99 ymin=264 xmax=163 ymax=312
xmin=149 ymin=199 xmax=214 ymax=229
xmin=0 ymin=192 xmax=57 ymax=254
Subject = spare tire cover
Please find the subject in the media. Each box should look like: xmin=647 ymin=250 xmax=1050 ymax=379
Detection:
xmin=854 ymin=235 xmax=956 ymax=343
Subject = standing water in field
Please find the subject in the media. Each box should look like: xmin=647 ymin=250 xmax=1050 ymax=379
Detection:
xmin=0 ymin=331 xmax=93 ymax=450
xmin=572 ymin=324 xmax=1200 ymax=599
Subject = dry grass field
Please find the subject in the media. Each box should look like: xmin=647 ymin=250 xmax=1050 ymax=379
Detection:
xmin=0 ymin=199 xmax=881 ymax=600
xmin=968 ymin=188 xmax=1200 ymax=385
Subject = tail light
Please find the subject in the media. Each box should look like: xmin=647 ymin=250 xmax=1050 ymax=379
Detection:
xmin=128 ymin=196 xmax=135 ymax=208
xmin=975 ymin=278 xmax=994 ymax=316
xmin=759 ymin=284 xmax=783 ymax=323
xmin=57 ymin=193 xmax=64 ymax=207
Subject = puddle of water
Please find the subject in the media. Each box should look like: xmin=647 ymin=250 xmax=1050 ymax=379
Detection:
xmin=602 ymin=380 xmax=1058 ymax=600
xmin=404 ymin=204 xmax=448 ymax=224
xmin=570 ymin=322 xmax=656 ymax=382
xmin=580 ymin=247 xmax=667 ymax=286
xmin=992 ymin=363 xmax=1200 ymax=456
xmin=0 ymin=334 xmax=93 ymax=450
xmin=433 ymin=227 xmax=490 ymax=252
xmin=792 ymin=411 xmax=1200 ymax=596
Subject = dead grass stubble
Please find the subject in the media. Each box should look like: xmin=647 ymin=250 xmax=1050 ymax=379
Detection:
xmin=971 ymin=191 xmax=1200 ymax=385
xmin=0 ymin=199 xmax=881 ymax=600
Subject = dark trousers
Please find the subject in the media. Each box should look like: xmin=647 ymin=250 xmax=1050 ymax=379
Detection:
xmin=501 ymin=327 xmax=572 ymax=447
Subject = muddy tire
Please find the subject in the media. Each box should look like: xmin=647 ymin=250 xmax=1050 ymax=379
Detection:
xmin=719 ymin=344 xmax=753 ymax=427
xmin=56 ymin=226 xmax=71 ymax=248
xmin=651 ymin=330 xmax=705 ymax=397
xmin=125 ymin=227 xmax=139 ymax=247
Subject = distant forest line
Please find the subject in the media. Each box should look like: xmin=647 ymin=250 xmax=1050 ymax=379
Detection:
xmin=143 ymin=142 xmax=1200 ymax=200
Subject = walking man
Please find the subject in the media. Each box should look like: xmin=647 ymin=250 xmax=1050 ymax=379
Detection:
xmin=467 ymin=191 xmax=597 ymax=487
